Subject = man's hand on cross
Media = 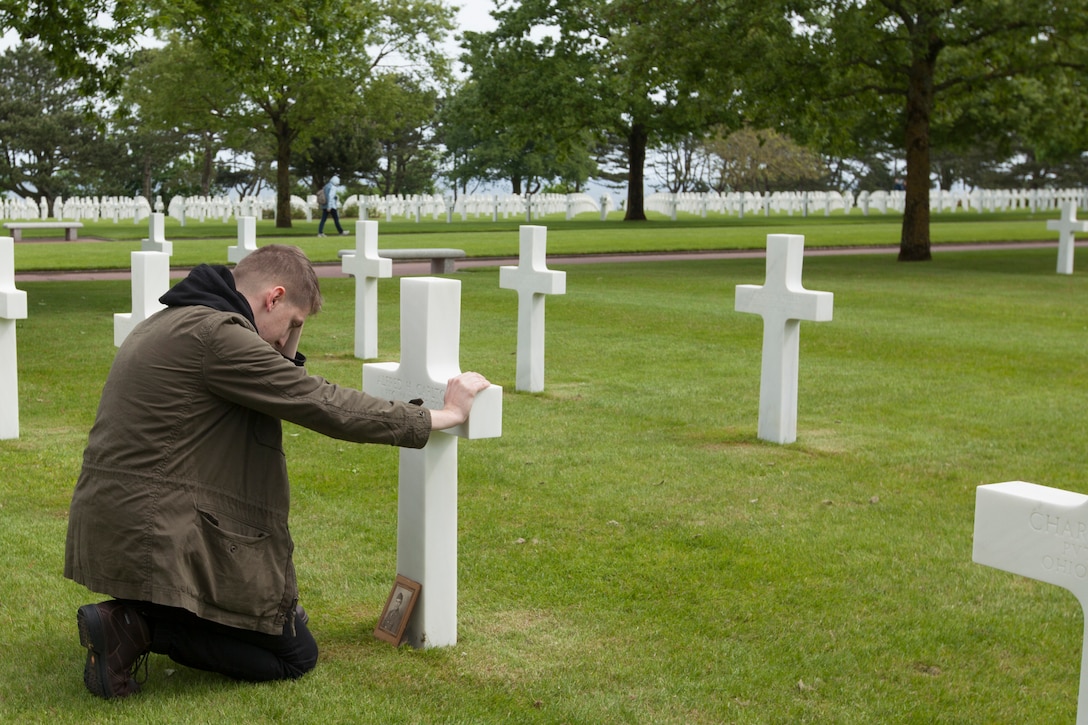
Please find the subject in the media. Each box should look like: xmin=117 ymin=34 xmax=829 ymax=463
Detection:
xmin=429 ymin=372 xmax=492 ymax=431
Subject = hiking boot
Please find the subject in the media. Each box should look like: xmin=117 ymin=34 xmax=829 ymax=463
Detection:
xmin=77 ymin=601 xmax=151 ymax=699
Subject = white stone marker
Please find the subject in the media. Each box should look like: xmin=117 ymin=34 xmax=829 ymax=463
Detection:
xmin=974 ymin=481 xmax=1088 ymax=725
xmin=227 ymin=216 xmax=258 ymax=264
xmin=735 ymin=234 xmax=833 ymax=444
xmin=342 ymin=220 xmax=392 ymax=359
xmin=114 ymin=251 xmax=170 ymax=347
xmin=499 ymin=225 xmax=566 ymax=392
xmin=363 ymin=277 xmax=502 ymax=648
xmin=0 ymin=236 xmax=28 ymax=440
xmin=142 ymin=212 xmax=173 ymax=255
xmin=1047 ymin=201 xmax=1088 ymax=275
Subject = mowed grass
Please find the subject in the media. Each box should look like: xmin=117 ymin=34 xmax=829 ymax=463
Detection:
xmin=4 ymin=206 xmax=1070 ymax=272
xmin=1 ymin=244 xmax=1086 ymax=723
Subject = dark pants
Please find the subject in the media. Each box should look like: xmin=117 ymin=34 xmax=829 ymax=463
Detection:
xmin=318 ymin=208 xmax=344 ymax=234
xmin=131 ymin=601 xmax=318 ymax=682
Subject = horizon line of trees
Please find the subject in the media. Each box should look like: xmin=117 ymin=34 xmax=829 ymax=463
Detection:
xmin=4 ymin=1 xmax=1088 ymax=261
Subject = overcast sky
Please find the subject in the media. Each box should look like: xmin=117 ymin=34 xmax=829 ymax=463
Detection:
xmin=454 ymin=0 xmax=498 ymax=33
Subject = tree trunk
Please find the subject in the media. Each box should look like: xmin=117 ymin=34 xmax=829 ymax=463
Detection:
xmin=898 ymin=40 xmax=937 ymax=261
xmin=142 ymin=155 xmax=152 ymax=201
xmin=201 ymin=138 xmax=214 ymax=196
xmin=275 ymin=122 xmax=293 ymax=228
xmin=624 ymin=121 xmax=648 ymax=221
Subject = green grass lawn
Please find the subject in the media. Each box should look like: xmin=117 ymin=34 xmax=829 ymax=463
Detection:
xmin=3 ymin=206 xmax=1070 ymax=272
xmin=1 ymin=238 xmax=1086 ymax=722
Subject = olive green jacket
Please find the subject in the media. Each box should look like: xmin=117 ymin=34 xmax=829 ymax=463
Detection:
xmin=64 ymin=304 xmax=430 ymax=634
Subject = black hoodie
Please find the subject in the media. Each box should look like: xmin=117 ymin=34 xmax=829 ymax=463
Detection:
xmin=159 ymin=264 xmax=254 ymax=324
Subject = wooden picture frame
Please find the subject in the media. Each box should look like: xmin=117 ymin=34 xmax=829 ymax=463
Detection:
xmin=374 ymin=574 xmax=421 ymax=645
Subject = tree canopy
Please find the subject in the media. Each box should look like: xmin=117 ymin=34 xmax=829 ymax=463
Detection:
xmin=783 ymin=0 xmax=1088 ymax=260
xmin=5 ymin=0 xmax=1088 ymax=252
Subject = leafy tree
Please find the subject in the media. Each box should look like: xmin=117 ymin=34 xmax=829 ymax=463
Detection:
xmin=119 ymin=41 xmax=241 ymax=198
xmin=451 ymin=29 xmax=599 ymax=197
xmin=652 ymin=135 xmax=710 ymax=194
xmin=466 ymin=0 xmax=787 ymax=220
xmin=356 ymin=73 xmax=442 ymax=196
xmin=216 ymin=141 xmax=277 ymax=200
xmin=703 ymin=127 xmax=828 ymax=193
xmin=296 ymin=112 xmax=382 ymax=193
xmin=0 ymin=0 xmax=147 ymax=93
xmin=0 ymin=43 xmax=109 ymax=214
xmin=786 ymin=0 xmax=1088 ymax=260
xmin=155 ymin=0 xmax=454 ymax=227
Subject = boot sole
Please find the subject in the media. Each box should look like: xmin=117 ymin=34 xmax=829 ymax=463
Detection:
xmin=77 ymin=604 xmax=115 ymax=699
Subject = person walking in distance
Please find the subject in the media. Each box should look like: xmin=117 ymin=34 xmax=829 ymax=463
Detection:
xmin=317 ymin=177 xmax=348 ymax=237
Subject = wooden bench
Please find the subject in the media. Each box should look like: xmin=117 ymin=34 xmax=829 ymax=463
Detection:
xmin=3 ymin=221 xmax=84 ymax=242
xmin=338 ymin=247 xmax=466 ymax=274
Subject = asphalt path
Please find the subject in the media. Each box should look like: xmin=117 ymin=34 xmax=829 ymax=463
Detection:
xmin=12 ymin=240 xmax=1076 ymax=282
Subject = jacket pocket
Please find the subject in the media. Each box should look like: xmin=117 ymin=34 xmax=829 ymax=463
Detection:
xmin=191 ymin=508 xmax=285 ymax=617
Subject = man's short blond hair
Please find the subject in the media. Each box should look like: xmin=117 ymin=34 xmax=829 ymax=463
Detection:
xmin=233 ymin=244 xmax=323 ymax=316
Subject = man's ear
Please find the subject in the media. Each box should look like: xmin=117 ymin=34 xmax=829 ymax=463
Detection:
xmin=263 ymin=285 xmax=287 ymax=311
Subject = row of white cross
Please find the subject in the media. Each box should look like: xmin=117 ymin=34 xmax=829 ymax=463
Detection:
xmin=4 ymin=214 xmax=1088 ymax=717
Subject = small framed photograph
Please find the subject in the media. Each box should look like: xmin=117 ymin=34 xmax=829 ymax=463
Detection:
xmin=374 ymin=574 xmax=421 ymax=645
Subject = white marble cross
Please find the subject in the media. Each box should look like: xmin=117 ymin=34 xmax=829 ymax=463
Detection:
xmin=362 ymin=277 xmax=502 ymax=648
xmin=499 ymin=225 xmax=566 ymax=392
xmin=1047 ymin=201 xmax=1088 ymax=275
xmin=342 ymin=221 xmax=392 ymax=359
xmin=142 ymin=212 xmax=173 ymax=255
xmin=974 ymin=481 xmax=1088 ymax=724
xmin=227 ymin=216 xmax=258 ymax=264
xmin=114 ymin=251 xmax=170 ymax=347
xmin=0 ymin=236 xmax=28 ymax=440
xmin=735 ymin=234 xmax=833 ymax=444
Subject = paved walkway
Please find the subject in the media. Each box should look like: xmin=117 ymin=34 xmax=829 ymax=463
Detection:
xmin=12 ymin=240 xmax=1072 ymax=282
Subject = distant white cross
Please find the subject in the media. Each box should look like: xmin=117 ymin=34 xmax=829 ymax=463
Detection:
xmin=499 ymin=225 xmax=566 ymax=392
xmin=342 ymin=221 xmax=392 ymax=359
xmin=735 ymin=234 xmax=833 ymax=444
xmin=0 ymin=236 xmax=28 ymax=440
xmin=363 ymin=277 xmax=502 ymax=648
xmin=114 ymin=251 xmax=170 ymax=347
xmin=142 ymin=212 xmax=173 ymax=255
xmin=974 ymin=481 xmax=1088 ymax=725
xmin=227 ymin=216 xmax=258 ymax=264
xmin=1047 ymin=201 xmax=1088 ymax=275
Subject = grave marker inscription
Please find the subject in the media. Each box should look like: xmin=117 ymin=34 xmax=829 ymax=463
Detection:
xmin=974 ymin=480 xmax=1088 ymax=725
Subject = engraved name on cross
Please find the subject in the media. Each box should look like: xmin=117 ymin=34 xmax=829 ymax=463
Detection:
xmin=342 ymin=220 xmax=391 ymax=359
xmin=499 ymin=225 xmax=566 ymax=392
xmin=0 ymin=236 xmax=28 ymax=440
xmin=974 ymin=481 xmax=1088 ymax=725
xmin=735 ymin=234 xmax=833 ymax=445
xmin=1047 ymin=201 xmax=1088 ymax=275
xmin=363 ymin=277 xmax=502 ymax=648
